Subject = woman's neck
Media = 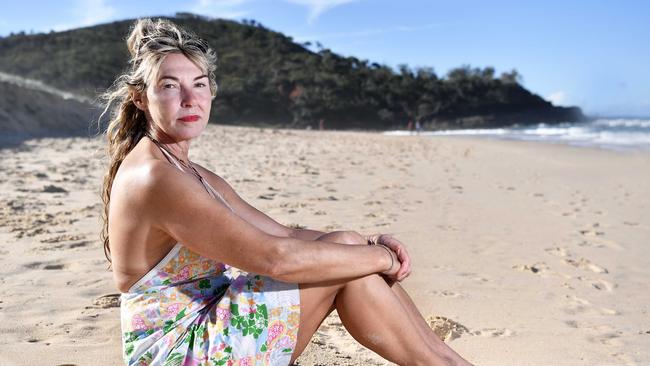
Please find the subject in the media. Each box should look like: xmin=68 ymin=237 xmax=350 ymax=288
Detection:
xmin=146 ymin=130 xmax=191 ymax=164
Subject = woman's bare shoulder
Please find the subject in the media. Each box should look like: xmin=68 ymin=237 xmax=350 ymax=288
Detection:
xmin=109 ymin=144 xmax=184 ymax=225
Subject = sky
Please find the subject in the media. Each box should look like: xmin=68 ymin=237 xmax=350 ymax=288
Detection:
xmin=1 ymin=0 xmax=648 ymax=117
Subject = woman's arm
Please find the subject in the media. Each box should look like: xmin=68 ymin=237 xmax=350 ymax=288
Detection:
xmin=194 ymin=163 xmax=296 ymax=237
xmin=195 ymin=164 xmax=363 ymax=243
xmin=193 ymin=163 xmax=412 ymax=281
xmin=132 ymin=161 xmax=398 ymax=283
xmin=290 ymin=228 xmax=327 ymax=240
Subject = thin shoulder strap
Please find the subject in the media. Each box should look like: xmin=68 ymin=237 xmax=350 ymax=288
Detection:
xmin=201 ymin=178 xmax=235 ymax=212
xmin=149 ymin=137 xmax=235 ymax=212
xmin=156 ymin=145 xmax=185 ymax=171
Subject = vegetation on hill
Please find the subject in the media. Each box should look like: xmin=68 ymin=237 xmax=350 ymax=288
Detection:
xmin=0 ymin=13 xmax=584 ymax=130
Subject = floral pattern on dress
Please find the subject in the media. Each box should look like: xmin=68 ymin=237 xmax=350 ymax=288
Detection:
xmin=120 ymin=245 xmax=300 ymax=366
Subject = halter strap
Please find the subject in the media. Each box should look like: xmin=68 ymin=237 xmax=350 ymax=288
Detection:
xmin=148 ymin=136 xmax=235 ymax=212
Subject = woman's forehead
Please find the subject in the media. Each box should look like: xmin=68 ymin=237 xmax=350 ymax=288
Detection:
xmin=156 ymin=53 xmax=205 ymax=79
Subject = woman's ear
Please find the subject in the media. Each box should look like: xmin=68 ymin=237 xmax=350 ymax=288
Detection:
xmin=132 ymin=92 xmax=147 ymax=112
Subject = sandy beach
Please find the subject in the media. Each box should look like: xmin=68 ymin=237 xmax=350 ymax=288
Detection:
xmin=0 ymin=125 xmax=648 ymax=365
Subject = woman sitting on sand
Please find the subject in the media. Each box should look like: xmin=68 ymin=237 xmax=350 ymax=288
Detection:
xmin=101 ymin=18 xmax=471 ymax=366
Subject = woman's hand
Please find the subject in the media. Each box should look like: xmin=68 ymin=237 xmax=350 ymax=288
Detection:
xmin=367 ymin=233 xmax=412 ymax=282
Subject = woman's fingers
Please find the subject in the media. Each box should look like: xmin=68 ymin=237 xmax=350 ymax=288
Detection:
xmin=379 ymin=235 xmax=412 ymax=281
xmin=393 ymin=240 xmax=411 ymax=279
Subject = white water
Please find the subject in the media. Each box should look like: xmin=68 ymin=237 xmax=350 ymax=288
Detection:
xmin=385 ymin=119 xmax=650 ymax=151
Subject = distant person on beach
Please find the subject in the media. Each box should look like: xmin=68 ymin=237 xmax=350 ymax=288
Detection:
xmin=415 ymin=119 xmax=423 ymax=134
xmin=100 ymin=18 xmax=472 ymax=366
xmin=407 ymin=119 xmax=414 ymax=135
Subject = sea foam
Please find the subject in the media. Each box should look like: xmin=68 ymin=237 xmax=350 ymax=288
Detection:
xmin=385 ymin=118 xmax=650 ymax=151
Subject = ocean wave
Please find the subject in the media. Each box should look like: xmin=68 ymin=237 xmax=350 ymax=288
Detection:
xmin=593 ymin=118 xmax=650 ymax=128
xmin=384 ymin=118 xmax=650 ymax=151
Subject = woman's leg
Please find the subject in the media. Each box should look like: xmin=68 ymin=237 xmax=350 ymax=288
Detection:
xmin=325 ymin=231 xmax=469 ymax=363
xmin=388 ymin=281 xmax=471 ymax=364
xmin=290 ymin=272 xmax=448 ymax=365
xmin=289 ymin=231 xmax=470 ymax=365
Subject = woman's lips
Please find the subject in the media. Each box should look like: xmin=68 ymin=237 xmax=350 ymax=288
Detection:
xmin=179 ymin=115 xmax=200 ymax=122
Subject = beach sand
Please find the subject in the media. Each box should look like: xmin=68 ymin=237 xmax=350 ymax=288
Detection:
xmin=0 ymin=125 xmax=648 ymax=365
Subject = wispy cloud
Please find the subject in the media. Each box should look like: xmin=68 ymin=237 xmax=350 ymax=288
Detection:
xmin=546 ymin=91 xmax=569 ymax=106
xmin=294 ymin=22 xmax=445 ymax=42
xmin=284 ymin=0 xmax=360 ymax=24
xmin=52 ymin=0 xmax=116 ymax=31
xmin=190 ymin=0 xmax=252 ymax=19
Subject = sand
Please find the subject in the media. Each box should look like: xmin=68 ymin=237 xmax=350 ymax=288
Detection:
xmin=0 ymin=125 xmax=648 ymax=365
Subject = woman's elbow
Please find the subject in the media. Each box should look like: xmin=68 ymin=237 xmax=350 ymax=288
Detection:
xmin=263 ymin=238 xmax=294 ymax=281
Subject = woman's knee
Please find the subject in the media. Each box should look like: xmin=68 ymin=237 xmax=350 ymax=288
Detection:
xmin=318 ymin=230 xmax=365 ymax=245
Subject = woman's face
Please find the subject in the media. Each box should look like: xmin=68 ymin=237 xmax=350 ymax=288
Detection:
xmin=138 ymin=53 xmax=212 ymax=142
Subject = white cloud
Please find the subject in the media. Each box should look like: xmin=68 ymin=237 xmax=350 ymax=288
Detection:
xmin=284 ymin=0 xmax=360 ymax=24
xmin=52 ymin=0 xmax=116 ymax=31
xmin=546 ymin=91 xmax=569 ymax=106
xmin=190 ymin=0 xmax=252 ymax=19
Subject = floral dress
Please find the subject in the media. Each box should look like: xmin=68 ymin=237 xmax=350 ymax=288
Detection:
xmin=120 ymin=144 xmax=301 ymax=365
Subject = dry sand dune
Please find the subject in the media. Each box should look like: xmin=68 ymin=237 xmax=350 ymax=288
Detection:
xmin=0 ymin=125 xmax=648 ymax=365
xmin=0 ymin=72 xmax=99 ymax=146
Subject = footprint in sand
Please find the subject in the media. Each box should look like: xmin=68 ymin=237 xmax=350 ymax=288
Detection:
xmin=92 ymin=294 xmax=121 ymax=308
xmin=67 ymin=241 xmax=91 ymax=249
xmin=436 ymin=224 xmax=459 ymax=232
xmin=470 ymin=328 xmax=515 ymax=338
xmin=426 ymin=316 xmax=470 ymax=342
xmin=363 ymin=200 xmax=382 ymax=206
xmin=576 ymin=238 xmax=622 ymax=250
xmin=578 ymin=229 xmax=605 ymax=237
xmin=311 ymin=195 xmax=340 ymax=202
xmin=512 ymin=262 xmax=550 ymax=275
xmin=24 ymin=261 xmax=67 ymax=270
xmin=546 ymin=248 xmax=614 ymax=289
xmin=545 ymin=246 xmax=570 ymax=257
xmin=563 ymin=295 xmax=618 ymax=316
xmin=563 ymin=258 xmax=608 ymax=274
xmin=40 ymin=234 xmax=85 ymax=243
xmin=588 ymin=331 xmax=625 ymax=347
xmin=42 ymin=185 xmax=68 ymax=194
xmin=576 ymin=276 xmax=616 ymax=292
xmin=426 ymin=316 xmax=514 ymax=341
xmin=457 ymin=271 xmax=491 ymax=283
xmin=427 ymin=289 xmax=465 ymax=298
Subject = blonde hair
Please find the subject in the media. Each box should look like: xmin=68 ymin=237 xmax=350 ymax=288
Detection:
xmin=100 ymin=18 xmax=217 ymax=263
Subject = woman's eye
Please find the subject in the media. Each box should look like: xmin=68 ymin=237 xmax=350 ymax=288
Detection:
xmin=195 ymin=82 xmax=207 ymax=88
xmin=162 ymin=83 xmax=177 ymax=89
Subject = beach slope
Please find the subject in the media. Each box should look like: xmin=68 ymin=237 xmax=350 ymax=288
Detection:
xmin=0 ymin=125 xmax=648 ymax=365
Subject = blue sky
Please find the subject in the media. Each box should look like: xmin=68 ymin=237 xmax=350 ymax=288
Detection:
xmin=1 ymin=0 xmax=648 ymax=117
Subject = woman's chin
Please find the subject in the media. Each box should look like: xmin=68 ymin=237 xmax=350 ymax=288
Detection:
xmin=170 ymin=123 xmax=208 ymax=140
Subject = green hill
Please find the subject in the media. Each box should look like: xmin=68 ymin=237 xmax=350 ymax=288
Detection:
xmin=0 ymin=13 xmax=584 ymax=130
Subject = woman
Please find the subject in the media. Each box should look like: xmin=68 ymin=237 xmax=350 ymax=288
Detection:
xmin=101 ymin=18 xmax=472 ymax=366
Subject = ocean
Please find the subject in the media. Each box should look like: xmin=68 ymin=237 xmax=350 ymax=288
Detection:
xmin=385 ymin=118 xmax=650 ymax=152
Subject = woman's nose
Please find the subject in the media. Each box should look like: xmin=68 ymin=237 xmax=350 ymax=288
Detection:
xmin=181 ymin=87 xmax=197 ymax=107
